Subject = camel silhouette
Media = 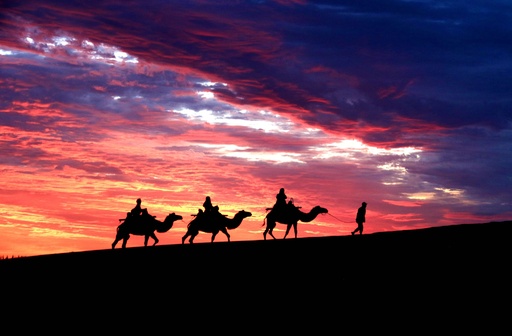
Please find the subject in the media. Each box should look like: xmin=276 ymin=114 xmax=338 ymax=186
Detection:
xmin=263 ymin=205 xmax=328 ymax=240
xmin=182 ymin=209 xmax=252 ymax=244
xmin=112 ymin=211 xmax=183 ymax=249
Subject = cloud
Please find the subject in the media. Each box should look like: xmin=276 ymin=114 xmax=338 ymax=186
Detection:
xmin=0 ymin=0 xmax=511 ymax=256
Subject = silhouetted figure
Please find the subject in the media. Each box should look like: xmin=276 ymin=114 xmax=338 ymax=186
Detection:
xmin=272 ymin=188 xmax=288 ymax=213
xmin=125 ymin=198 xmax=156 ymax=227
xmin=119 ymin=198 xmax=144 ymax=224
xmin=203 ymin=196 xmax=214 ymax=213
xmin=141 ymin=208 xmax=156 ymax=220
xmin=287 ymin=198 xmax=299 ymax=211
xmin=131 ymin=198 xmax=143 ymax=217
xmin=212 ymin=205 xmax=220 ymax=214
xmin=352 ymin=202 xmax=367 ymax=235
xmin=119 ymin=212 xmax=131 ymax=223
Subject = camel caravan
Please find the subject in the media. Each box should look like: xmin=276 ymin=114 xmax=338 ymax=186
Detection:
xmin=112 ymin=189 xmax=328 ymax=249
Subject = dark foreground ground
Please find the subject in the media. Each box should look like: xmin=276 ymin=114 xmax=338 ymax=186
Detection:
xmin=2 ymin=221 xmax=510 ymax=327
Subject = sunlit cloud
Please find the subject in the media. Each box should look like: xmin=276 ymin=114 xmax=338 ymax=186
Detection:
xmin=0 ymin=49 xmax=14 ymax=55
xmin=195 ymin=143 xmax=304 ymax=164
xmin=22 ymin=29 xmax=139 ymax=65
xmin=197 ymin=91 xmax=214 ymax=99
xmin=315 ymin=139 xmax=422 ymax=157
xmin=435 ymin=187 xmax=463 ymax=197
xmin=405 ymin=192 xmax=436 ymax=201
xmin=172 ymin=107 xmax=297 ymax=134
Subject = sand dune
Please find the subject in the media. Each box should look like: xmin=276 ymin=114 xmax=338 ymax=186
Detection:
xmin=2 ymin=221 xmax=510 ymax=318
xmin=3 ymin=221 xmax=509 ymax=282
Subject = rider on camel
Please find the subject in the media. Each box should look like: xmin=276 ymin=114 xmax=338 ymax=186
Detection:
xmin=270 ymin=188 xmax=289 ymax=216
xmin=203 ymin=196 xmax=214 ymax=214
xmin=120 ymin=198 xmax=154 ymax=227
xmin=131 ymin=198 xmax=143 ymax=217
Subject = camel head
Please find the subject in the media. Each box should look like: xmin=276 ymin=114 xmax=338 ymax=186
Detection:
xmin=314 ymin=206 xmax=328 ymax=214
xmin=165 ymin=212 xmax=183 ymax=222
xmin=224 ymin=210 xmax=252 ymax=230
xmin=156 ymin=212 xmax=183 ymax=233
xmin=236 ymin=210 xmax=252 ymax=219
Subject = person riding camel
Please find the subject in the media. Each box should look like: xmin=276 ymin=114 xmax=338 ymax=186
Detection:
xmin=193 ymin=196 xmax=224 ymax=229
xmin=203 ymin=196 xmax=214 ymax=214
xmin=287 ymin=197 xmax=298 ymax=211
xmin=270 ymin=188 xmax=288 ymax=216
xmin=192 ymin=196 xmax=214 ymax=220
xmin=131 ymin=198 xmax=143 ymax=217
xmin=120 ymin=198 xmax=154 ymax=227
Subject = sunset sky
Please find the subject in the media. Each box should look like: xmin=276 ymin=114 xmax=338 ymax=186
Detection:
xmin=1 ymin=0 xmax=511 ymax=257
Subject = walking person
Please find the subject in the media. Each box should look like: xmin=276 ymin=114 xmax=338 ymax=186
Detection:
xmin=352 ymin=202 xmax=367 ymax=235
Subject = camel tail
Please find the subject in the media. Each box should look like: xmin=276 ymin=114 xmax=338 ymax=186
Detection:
xmin=261 ymin=217 xmax=266 ymax=227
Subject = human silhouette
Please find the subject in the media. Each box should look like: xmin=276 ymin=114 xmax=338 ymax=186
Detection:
xmin=273 ymin=188 xmax=288 ymax=212
xmin=287 ymin=198 xmax=298 ymax=211
xmin=352 ymin=202 xmax=367 ymax=235
xmin=200 ymin=196 xmax=225 ymax=228
xmin=203 ymin=196 xmax=214 ymax=213
xmin=119 ymin=212 xmax=131 ymax=223
xmin=128 ymin=198 xmax=156 ymax=226
xmin=131 ymin=198 xmax=143 ymax=216
xmin=120 ymin=198 xmax=144 ymax=224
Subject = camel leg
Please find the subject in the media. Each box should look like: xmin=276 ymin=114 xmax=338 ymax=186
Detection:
xmin=150 ymin=233 xmax=159 ymax=246
xmin=293 ymin=223 xmax=298 ymax=238
xmin=268 ymin=227 xmax=276 ymax=239
xmin=263 ymin=225 xmax=274 ymax=240
xmin=283 ymin=224 xmax=292 ymax=239
xmin=112 ymin=231 xmax=126 ymax=249
xmin=122 ymin=235 xmax=130 ymax=248
xmin=265 ymin=220 xmax=277 ymax=240
xmin=219 ymin=228 xmax=230 ymax=242
xmin=182 ymin=232 xmax=189 ymax=244
xmin=189 ymin=232 xmax=197 ymax=244
xmin=263 ymin=218 xmax=268 ymax=240
xmin=112 ymin=236 xmax=120 ymax=249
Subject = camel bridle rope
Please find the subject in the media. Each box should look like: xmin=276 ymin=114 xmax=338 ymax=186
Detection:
xmin=326 ymin=212 xmax=353 ymax=223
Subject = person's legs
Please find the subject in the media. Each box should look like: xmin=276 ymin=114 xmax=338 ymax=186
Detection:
xmin=352 ymin=222 xmax=363 ymax=235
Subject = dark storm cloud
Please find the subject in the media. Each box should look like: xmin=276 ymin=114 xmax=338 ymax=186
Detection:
xmin=2 ymin=1 xmax=510 ymax=135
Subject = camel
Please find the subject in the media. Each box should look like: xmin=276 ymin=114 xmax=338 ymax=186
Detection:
xmin=182 ymin=209 xmax=252 ymax=244
xmin=262 ymin=205 xmax=328 ymax=240
xmin=112 ymin=211 xmax=183 ymax=249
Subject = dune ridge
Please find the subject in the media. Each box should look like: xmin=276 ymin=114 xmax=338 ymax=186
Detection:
xmin=2 ymin=220 xmax=510 ymax=324
xmin=3 ymin=221 xmax=509 ymax=283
